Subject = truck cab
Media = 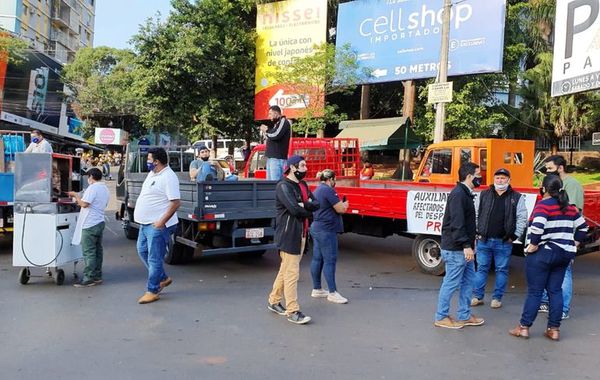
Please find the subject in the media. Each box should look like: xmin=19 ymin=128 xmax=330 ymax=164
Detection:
xmin=413 ymin=139 xmax=535 ymax=188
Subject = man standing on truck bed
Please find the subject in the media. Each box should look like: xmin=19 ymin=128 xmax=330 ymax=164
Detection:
xmin=539 ymin=155 xmax=585 ymax=320
xmin=134 ymin=147 xmax=181 ymax=304
xmin=267 ymin=155 xmax=319 ymax=325
xmin=260 ymin=105 xmax=290 ymax=181
xmin=434 ymin=162 xmax=485 ymax=329
xmin=471 ymin=168 xmax=528 ymax=309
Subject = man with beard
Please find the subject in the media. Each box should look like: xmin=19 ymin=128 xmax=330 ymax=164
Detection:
xmin=189 ymin=144 xmax=222 ymax=181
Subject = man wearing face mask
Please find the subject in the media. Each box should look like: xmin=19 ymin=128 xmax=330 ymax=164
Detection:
xmin=189 ymin=145 xmax=214 ymax=181
xmin=259 ymin=105 xmax=291 ymax=181
xmin=134 ymin=147 xmax=181 ymax=304
xmin=435 ymin=162 xmax=484 ymax=329
xmin=267 ymin=155 xmax=319 ymax=325
xmin=25 ymin=129 xmax=53 ymax=153
xmin=471 ymin=168 xmax=527 ymax=309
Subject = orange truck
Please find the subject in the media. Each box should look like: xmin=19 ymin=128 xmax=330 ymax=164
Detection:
xmin=245 ymin=138 xmax=600 ymax=275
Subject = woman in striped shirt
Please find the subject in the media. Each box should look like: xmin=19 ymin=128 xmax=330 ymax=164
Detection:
xmin=509 ymin=175 xmax=588 ymax=341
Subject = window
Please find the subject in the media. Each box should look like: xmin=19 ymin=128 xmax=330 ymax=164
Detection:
xmin=513 ymin=152 xmax=523 ymax=165
xmin=504 ymin=152 xmax=512 ymax=164
xmin=460 ymin=148 xmax=471 ymax=166
xmin=479 ymin=149 xmax=487 ymax=171
xmin=424 ymin=149 xmax=452 ymax=175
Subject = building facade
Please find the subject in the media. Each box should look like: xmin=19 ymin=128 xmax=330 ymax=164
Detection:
xmin=0 ymin=0 xmax=95 ymax=63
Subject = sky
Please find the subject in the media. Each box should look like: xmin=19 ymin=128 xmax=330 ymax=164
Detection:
xmin=93 ymin=0 xmax=173 ymax=49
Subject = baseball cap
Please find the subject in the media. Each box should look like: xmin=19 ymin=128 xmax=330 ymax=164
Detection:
xmin=194 ymin=144 xmax=209 ymax=152
xmin=494 ymin=168 xmax=511 ymax=177
xmin=284 ymin=155 xmax=305 ymax=173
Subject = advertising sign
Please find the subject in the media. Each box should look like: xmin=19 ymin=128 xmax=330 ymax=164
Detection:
xmin=1 ymin=50 xmax=63 ymax=134
xmin=427 ymin=82 xmax=453 ymax=104
xmin=254 ymin=0 xmax=327 ymax=120
xmin=336 ymin=0 xmax=506 ymax=84
xmin=94 ymin=128 xmax=127 ymax=145
xmin=406 ymin=190 xmax=537 ymax=237
xmin=552 ymin=0 xmax=600 ymax=96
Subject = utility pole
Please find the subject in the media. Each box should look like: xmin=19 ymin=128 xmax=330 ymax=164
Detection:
xmin=433 ymin=0 xmax=452 ymax=143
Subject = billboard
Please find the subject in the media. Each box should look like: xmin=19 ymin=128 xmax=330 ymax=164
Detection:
xmin=254 ymin=0 xmax=327 ymax=120
xmin=94 ymin=128 xmax=128 ymax=145
xmin=336 ymin=0 xmax=506 ymax=84
xmin=1 ymin=50 xmax=63 ymax=134
xmin=552 ymin=0 xmax=600 ymax=97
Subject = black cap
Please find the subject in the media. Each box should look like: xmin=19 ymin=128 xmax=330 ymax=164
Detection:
xmin=494 ymin=168 xmax=511 ymax=177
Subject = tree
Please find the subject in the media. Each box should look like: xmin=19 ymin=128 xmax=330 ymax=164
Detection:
xmin=62 ymin=47 xmax=140 ymax=137
xmin=0 ymin=32 xmax=28 ymax=65
xmin=131 ymin=0 xmax=257 ymax=143
xmin=271 ymin=42 xmax=367 ymax=136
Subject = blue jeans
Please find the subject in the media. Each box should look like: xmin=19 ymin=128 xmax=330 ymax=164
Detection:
xmin=520 ymin=244 xmax=572 ymax=328
xmin=472 ymin=238 xmax=513 ymax=301
xmin=541 ymin=261 xmax=573 ymax=314
xmin=310 ymin=229 xmax=338 ymax=293
xmin=435 ymin=250 xmax=476 ymax=321
xmin=137 ymin=224 xmax=177 ymax=293
xmin=266 ymin=158 xmax=286 ymax=181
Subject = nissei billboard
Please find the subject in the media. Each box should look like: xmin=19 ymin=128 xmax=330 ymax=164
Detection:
xmin=336 ymin=0 xmax=506 ymax=84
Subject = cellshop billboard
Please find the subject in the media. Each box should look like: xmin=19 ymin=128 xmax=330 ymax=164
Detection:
xmin=336 ymin=0 xmax=506 ymax=84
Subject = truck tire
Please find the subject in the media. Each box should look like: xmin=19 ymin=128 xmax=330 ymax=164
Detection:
xmin=164 ymin=228 xmax=194 ymax=265
xmin=412 ymin=235 xmax=444 ymax=276
xmin=124 ymin=223 xmax=139 ymax=240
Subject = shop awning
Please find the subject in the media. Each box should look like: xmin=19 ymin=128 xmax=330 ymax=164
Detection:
xmin=336 ymin=117 xmax=421 ymax=151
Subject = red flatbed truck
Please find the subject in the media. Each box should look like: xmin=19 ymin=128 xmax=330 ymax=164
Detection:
xmin=245 ymin=138 xmax=600 ymax=275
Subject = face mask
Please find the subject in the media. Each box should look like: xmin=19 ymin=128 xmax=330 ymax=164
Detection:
xmin=147 ymin=161 xmax=156 ymax=172
xmin=472 ymin=176 xmax=482 ymax=189
xmin=293 ymin=170 xmax=306 ymax=181
xmin=495 ymin=183 xmax=509 ymax=191
xmin=32 ymin=137 xmax=40 ymax=144
xmin=200 ymin=156 xmax=209 ymax=162
xmin=330 ymin=179 xmax=336 ymax=188
xmin=539 ymin=187 xmax=545 ymax=197
xmin=546 ymin=169 xmax=558 ymax=176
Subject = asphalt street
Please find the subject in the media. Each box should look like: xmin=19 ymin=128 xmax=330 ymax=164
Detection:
xmin=1 ymin=181 xmax=599 ymax=379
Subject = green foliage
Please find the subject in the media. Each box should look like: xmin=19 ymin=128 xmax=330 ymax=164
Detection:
xmin=271 ymin=42 xmax=366 ymax=136
xmin=62 ymin=47 xmax=139 ymax=137
xmin=131 ymin=0 xmax=256 ymax=141
xmin=0 ymin=34 xmax=28 ymax=64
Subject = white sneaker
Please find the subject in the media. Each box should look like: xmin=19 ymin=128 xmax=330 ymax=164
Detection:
xmin=327 ymin=291 xmax=348 ymax=304
xmin=311 ymin=288 xmax=329 ymax=298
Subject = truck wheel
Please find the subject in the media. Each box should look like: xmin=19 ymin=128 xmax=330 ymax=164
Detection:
xmin=19 ymin=268 xmax=30 ymax=285
xmin=412 ymin=235 xmax=444 ymax=276
xmin=124 ymin=223 xmax=139 ymax=240
xmin=55 ymin=269 xmax=65 ymax=285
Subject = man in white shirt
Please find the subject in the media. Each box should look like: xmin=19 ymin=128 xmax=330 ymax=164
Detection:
xmin=68 ymin=168 xmax=110 ymax=287
xmin=134 ymin=147 xmax=181 ymax=304
xmin=24 ymin=130 xmax=53 ymax=153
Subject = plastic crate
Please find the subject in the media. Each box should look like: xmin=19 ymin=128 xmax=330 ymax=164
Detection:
xmin=0 ymin=173 xmax=14 ymax=202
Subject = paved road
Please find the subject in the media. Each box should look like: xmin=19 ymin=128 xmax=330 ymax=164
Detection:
xmin=1 ymin=180 xmax=599 ymax=379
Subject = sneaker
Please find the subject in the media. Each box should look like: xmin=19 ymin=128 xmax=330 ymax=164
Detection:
xmin=490 ymin=299 xmax=502 ymax=309
xmin=138 ymin=292 xmax=160 ymax=304
xmin=93 ymin=279 xmax=103 ymax=285
xmin=159 ymin=277 xmax=172 ymax=292
xmin=327 ymin=291 xmax=348 ymax=304
xmin=562 ymin=312 xmax=570 ymax=320
xmin=74 ymin=279 xmax=97 ymax=288
xmin=311 ymin=288 xmax=329 ymax=298
xmin=538 ymin=303 xmax=549 ymax=313
xmin=267 ymin=303 xmax=287 ymax=316
xmin=456 ymin=315 xmax=485 ymax=327
xmin=287 ymin=311 xmax=311 ymax=325
xmin=434 ymin=317 xmax=463 ymax=330
xmin=471 ymin=297 xmax=484 ymax=307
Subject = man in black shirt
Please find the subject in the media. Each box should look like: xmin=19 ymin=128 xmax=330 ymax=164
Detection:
xmin=259 ymin=105 xmax=291 ymax=181
xmin=471 ymin=168 xmax=527 ymax=309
